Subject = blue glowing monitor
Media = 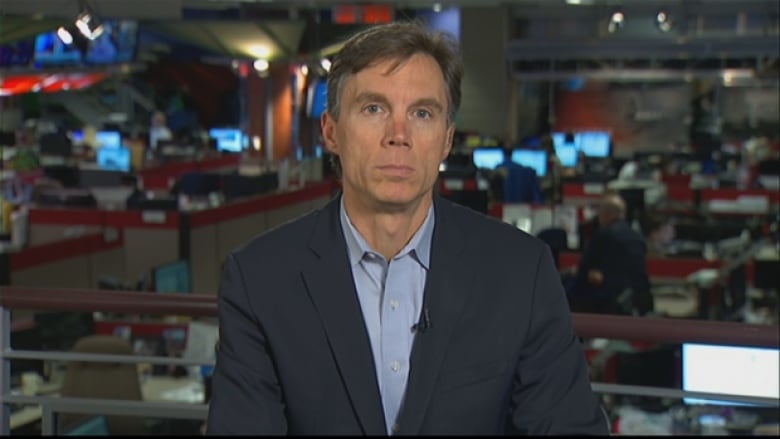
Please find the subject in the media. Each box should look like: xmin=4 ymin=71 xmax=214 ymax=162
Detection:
xmin=209 ymin=128 xmax=243 ymax=153
xmin=64 ymin=415 xmax=110 ymax=435
xmin=307 ymin=78 xmax=328 ymax=119
xmin=95 ymin=131 xmax=122 ymax=149
xmin=511 ymin=149 xmax=547 ymax=177
xmin=682 ymin=343 xmax=779 ymax=406
xmin=154 ymin=260 xmax=192 ymax=294
xmin=555 ymin=143 xmax=579 ymax=167
xmin=96 ymin=146 xmax=130 ymax=172
xmin=472 ymin=147 xmax=504 ymax=170
xmin=577 ymin=131 xmax=611 ymax=158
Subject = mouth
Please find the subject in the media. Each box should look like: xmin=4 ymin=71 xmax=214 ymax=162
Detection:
xmin=377 ymin=165 xmax=414 ymax=177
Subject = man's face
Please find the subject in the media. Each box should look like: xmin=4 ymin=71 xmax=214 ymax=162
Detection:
xmin=321 ymin=53 xmax=454 ymax=212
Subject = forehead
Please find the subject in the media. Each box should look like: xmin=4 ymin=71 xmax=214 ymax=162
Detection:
xmin=344 ymin=54 xmax=447 ymax=97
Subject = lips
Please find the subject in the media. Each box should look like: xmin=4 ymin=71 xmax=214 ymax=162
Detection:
xmin=378 ymin=165 xmax=414 ymax=177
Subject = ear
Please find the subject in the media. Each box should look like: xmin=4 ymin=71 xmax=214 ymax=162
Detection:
xmin=321 ymin=111 xmax=339 ymax=155
xmin=441 ymin=124 xmax=455 ymax=161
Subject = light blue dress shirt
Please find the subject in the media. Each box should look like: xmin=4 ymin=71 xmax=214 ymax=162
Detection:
xmin=339 ymin=198 xmax=434 ymax=435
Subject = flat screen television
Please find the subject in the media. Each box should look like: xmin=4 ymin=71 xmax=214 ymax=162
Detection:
xmin=577 ymin=131 xmax=611 ymax=158
xmin=33 ymin=31 xmax=81 ymax=65
xmin=511 ymin=149 xmax=548 ymax=177
xmin=33 ymin=20 xmax=138 ymax=67
xmin=209 ymin=128 xmax=243 ymax=153
xmin=153 ymin=260 xmax=192 ymax=294
xmin=95 ymin=130 xmax=122 ymax=149
xmin=682 ymin=343 xmax=779 ymax=406
xmin=0 ymin=39 xmax=35 ymax=68
xmin=83 ymin=20 xmax=138 ymax=65
xmin=306 ymin=78 xmax=328 ymax=119
xmin=96 ymin=146 xmax=130 ymax=172
xmin=472 ymin=147 xmax=504 ymax=170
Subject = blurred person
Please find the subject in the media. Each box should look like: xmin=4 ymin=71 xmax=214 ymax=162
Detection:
xmin=568 ymin=193 xmax=651 ymax=315
xmin=642 ymin=214 xmax=676 ymax=258
xmin=148 ymin=110 xmax=173 ymax=151
xmin=206 ymin=21 xmax=607 ymax=436
xmin=494 ymin=142 xmax=543 ymax=204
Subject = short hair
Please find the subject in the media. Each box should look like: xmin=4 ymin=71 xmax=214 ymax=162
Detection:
xmin=326 ymin=20 xmax=464 ymax=177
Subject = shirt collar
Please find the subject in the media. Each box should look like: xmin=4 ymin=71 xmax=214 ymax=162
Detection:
xmin=339 ymin=196 xmax=434 ymax=269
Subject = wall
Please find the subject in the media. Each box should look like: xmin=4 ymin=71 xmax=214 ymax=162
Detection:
xmin=554 ymin=81 xmax=691 ymax=154
xmin=458 ymin=7 xmax=510 ymax=140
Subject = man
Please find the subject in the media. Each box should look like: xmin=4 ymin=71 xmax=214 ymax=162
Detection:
xmin=207 ymin=21 xmax=607 ymax=435
xmin=494 ymin=143 xmax=543 ymax=204
xmin=569 ymin=193 xmax=651 ymax=315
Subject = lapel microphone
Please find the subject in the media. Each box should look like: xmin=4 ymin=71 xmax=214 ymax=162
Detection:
xmin=412 ymin=308 xmax=432 ymax=333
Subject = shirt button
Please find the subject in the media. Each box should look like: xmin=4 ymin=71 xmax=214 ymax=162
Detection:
xmin=390 ymin=361 xmax=400 ymax=372
xmin=389 ymin=299 xmax=399 ymax=310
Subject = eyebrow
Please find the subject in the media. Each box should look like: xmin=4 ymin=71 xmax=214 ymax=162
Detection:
xmin=353 ymin=92 xmax=445 ymax=114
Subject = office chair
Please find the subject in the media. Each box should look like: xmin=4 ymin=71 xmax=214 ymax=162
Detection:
xmin=59 ymin=335 xmax=148 ymax=435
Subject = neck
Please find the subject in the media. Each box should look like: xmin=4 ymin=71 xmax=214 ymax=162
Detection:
xmin=343 ymin=195 xmax=432 ymax=260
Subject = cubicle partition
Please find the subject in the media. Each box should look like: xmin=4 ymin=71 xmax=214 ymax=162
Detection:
xmin=10 ymin=181 xmax=337 ymax=296
xmin=186 ymin=181 xmax=334 ymax=295
xmin=136 ymin=155 xmax=241 ymax=192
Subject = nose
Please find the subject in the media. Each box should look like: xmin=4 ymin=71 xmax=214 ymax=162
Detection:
xmin=383 ymin=114 xmax=411 ymax=148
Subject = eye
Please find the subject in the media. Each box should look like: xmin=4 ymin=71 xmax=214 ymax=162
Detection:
xmin=365 ymin=104 xmax=381 ymax=114
xmin=414 ymin=109 xmax=432 ymax=119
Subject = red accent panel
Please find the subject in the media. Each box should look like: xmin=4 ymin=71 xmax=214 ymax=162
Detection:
xmin=104 ymin=210 xmax=180 ymax=229
xmin=10 ymin=232 xmax=124 ymax=271
xmin=94 ymin=320 xmax=188 ymax=338
xmin=700 ymin=188 xmax=779 ymax=204
xmin=557 ymin=252 xmax=721 ymax=278
xmin=666 ymin=185 xmax=694 ymax=202
xmin=29 ymin=208 xmax=104 ymax=226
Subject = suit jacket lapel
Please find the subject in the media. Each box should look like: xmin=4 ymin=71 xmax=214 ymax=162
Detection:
xmin=398 ymin=197 xmax=475 ymax=434
xmin=301 ymin=196 xmax=386 ymax=435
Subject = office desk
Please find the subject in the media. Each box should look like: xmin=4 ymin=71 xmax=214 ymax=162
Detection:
xmin=9 ymin=375 xmax=204 ymax=431
xmin=141 ymin=376 xmax=204 ymax=404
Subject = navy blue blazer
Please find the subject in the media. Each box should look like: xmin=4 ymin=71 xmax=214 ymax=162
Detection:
xmin=206 ymin=194 xmax=607 ymax=435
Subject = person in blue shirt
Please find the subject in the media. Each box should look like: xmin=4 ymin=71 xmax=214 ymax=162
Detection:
xmin=495 ymin=144 xmax=543 ymax=203
xmin=207 ymin=21 xmax=607 ymax=436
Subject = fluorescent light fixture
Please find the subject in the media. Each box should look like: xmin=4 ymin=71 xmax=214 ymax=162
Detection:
xmin=253 ymin=59 xmax=269 ymax=72
xmin=656 ymin=11 xmax=674 ymax=32
xmin=75 ymin=11 xmax=104 ymax=40
xmin=57 ymin=26 xmax=73 ymax=45
xmin=320 ymin=58 xmax=332 ymax=72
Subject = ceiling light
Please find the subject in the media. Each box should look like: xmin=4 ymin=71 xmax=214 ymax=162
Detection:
xmin=75 ymin=11 xmax=104 ymax=40
xmin=320 ymin=58 xmax=332 ymax=72
xmin=57 ymin=27 xmax=74 ymax=45
xmin=253 ymin=59 xmax=269 ymax=72
xmin=656 ymin=11 xmax=674 ymax=32
xmin=608 ymin=11 xmax=625 ymax=33
xmin=432 ymin=3 xmax=442 ymax=12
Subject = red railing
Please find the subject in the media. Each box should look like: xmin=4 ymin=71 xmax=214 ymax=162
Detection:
xmin=2 ymin=287 xmax=777 ymax=348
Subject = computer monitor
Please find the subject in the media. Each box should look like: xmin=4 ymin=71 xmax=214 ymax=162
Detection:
xmin=551 ymin=132 xmax=579 ymax=167
xmin=472 ymin=147 xmax=504 ymax=170
xmin=39 ymin=132 xmax=73 ymax=157
xmin=306 ymin=77 xmax=328 ymax=119
xmin=96 ymin=146 xmax=131 ymax=172
xmin=577 ymin=131 xmax=611 ymax=158
xmin=95 ymin=131 xmax=122 ymax=149
xmin=511 ymin=149 xmax=547 ymax=177
xmin=153 ymin=260 xmax=192 ymax=294
xmin=176 ymin=172 xmax=221 ymax=197
xmin=63 ymin=415 xmax=111 ymax=435
xmin=682 ymin=343 xmax=779 ymax=406
xmin=208 ymin=128 xmax=243 ymax=153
